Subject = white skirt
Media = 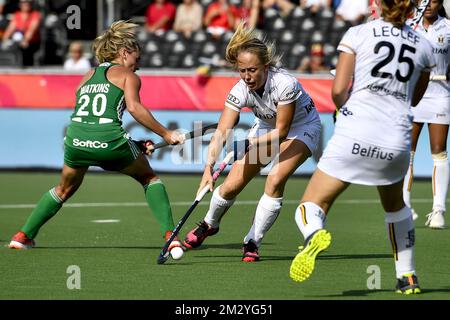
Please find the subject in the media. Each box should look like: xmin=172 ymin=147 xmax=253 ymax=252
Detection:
xmin=247 ymin=119 xmax=321 ymax=154
xmin=412 ymin=96 xmax=450 ymax=125
xmin=317 ymin=134 xmax=410 ymax=186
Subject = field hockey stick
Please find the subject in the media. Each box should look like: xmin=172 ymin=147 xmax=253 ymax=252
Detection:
xmin=135 ymin=123 xmax=218 ymax=154
xmin=409 ymin=0 xmax=430 ymax=30
xmin=157 ymin=149 xmax=237 ymax=264
xmin=152 ymin=122 xmax=218 ymax=150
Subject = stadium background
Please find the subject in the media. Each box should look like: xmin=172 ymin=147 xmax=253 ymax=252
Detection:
xmin=1 ymin=0 xmax=450 ymax=303
xmin=0 ymin=0 xmax=447 ymax=176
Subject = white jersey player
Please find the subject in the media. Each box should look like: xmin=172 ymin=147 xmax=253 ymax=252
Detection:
xmin=183 ymin=22 xmax=321 ymax=262
xmin=289 ymin=0 xmax=435 ymax=294
xmin=403 ymin=0 xmax=450 ymax=228
xmin=225 ymin=66 xmax=320 ymax=153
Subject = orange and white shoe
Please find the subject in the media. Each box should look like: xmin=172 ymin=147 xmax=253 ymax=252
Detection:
xmin=8 ymin=231 xmax=35 ymax=249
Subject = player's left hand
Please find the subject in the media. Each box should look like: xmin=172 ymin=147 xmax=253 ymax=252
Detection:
xmin=137 ymin=139 xmax=155 ymax=155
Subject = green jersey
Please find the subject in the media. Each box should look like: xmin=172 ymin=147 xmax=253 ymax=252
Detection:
xmin=71 ymin=62 xmax=126 ymax=127
xmin=64 ymin=62 xmax=141 ymax=170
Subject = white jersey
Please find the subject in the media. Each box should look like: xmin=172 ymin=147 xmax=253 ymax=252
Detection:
xmin=412 ymin=16 xmax=450 ymax=97
xmin=336 ymin=19 xmax=436 ymax=151
xmin=224 ymin=67 xmax=318 ymax=128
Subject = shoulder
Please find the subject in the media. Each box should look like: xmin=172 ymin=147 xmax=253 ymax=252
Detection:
xmin=439 ymin=17 xmax=450 ymax=29
xmin=226 ymin=79 xmax=248 ymax=106
xmin=77 ymin=69 xmax=95 ymax=90
xmin=107 ymin=65 xmax=140 ymax=90
xmin=271 ymin=68 xmax=298 ymax=88
xmin=229 ymin=79 xmax=248 ymax=96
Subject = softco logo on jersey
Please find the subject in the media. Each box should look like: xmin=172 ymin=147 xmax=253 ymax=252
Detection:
xmin=351 ymin=143 xmax=394 ymax=161
xmin=73 ymin=138 xmax=108 ymax=149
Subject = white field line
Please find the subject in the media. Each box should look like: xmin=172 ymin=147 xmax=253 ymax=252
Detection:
xmin=0 ymin=198 xmax=437 ymax=210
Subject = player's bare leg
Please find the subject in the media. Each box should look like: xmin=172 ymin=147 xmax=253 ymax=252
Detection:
xmin=378 ymin=180 xmax=420 ymax=294
xmin=9 ymin=165 xmax=88 ymax=249
xmin=243 ymin=139 xmax=311 ymax=261
xmin=426 ymin=123 xmax=449 ymax=229
xmin=290 ymin=169 xmax=349 ymax=281
xmin=402 ymin=122 xmax=423 ymax=220
xmin=120 ymin=154 xmax=183 ymax=258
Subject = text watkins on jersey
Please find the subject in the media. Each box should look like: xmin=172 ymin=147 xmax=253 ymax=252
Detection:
xmin=80 ymin=83 xmax=110 ymax=95
xmin=372 ymin=26 xmax=420 ymax=45
xmin=352 ymin=143 xmax=394 ymax=161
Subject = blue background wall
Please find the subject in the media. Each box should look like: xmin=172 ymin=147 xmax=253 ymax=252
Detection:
xmin=0 ymin=109 xmax=444 ymax=177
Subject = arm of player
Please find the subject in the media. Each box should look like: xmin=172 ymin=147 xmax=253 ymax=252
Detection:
xmin=199 ymin=107 xmax=240 ymax=194
xmin=250 ymin=102 xmax=295 ymax=149
xmin=124 ymin=71 xmax=182 ymax=145
xmin=332 ymin=51 xmax=355 ymax=110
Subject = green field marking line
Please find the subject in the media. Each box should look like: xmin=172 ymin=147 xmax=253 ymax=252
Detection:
xmin=0 ymin=198 xmax=438 ymax=209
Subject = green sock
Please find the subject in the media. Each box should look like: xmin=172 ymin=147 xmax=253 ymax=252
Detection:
xmin=144 ymin=180 xmax=175 ymax=237
xmin=21 ymin=188 xmax=63 ymax=239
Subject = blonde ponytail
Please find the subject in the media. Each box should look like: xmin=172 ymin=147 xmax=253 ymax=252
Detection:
xmin=225 ymin=22 xmax=281 ymax=68
xmin=93 ymin=20 xmax=140 ymax=63
xmin=381 ymin=0 xmax=415 ymax=28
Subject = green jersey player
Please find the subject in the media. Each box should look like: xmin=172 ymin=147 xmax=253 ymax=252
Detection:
xmin=9 ymin=20 xmax=185 ymax=260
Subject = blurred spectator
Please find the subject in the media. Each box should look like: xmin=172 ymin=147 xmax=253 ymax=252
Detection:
xmin=368 ymin=0 xmax=381 ymax=21
xmin=0 ymin=0 xmax=6 ymax=39
xmin=145 ymin=0 xmax=177 ymax=35
xmin=63 ymin=41 xmax=91 ymax=72
xmin=335 ymin=0 xmax=368 ymax=26
xmin=173 ymin=0 xmax=203 ymax=38
xmin=296 ymin=43 xmax=330 ymax=74
xmin=300 ymin=0 xmax=332 ymax=14
xmin=204 ymin=0 xmax=239 ymax=39
xmin=235 ymin=0 xmax=261 ymax=29
xmin=1 ymin=0 xmax=41 ymax=66
xmin=261 ymin=0 xmax=294 ymax=17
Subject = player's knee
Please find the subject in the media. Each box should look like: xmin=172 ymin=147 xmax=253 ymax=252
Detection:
xmin=54 ymin=186 xmax=74 ymax=202
xmin=265 ymin=174 xmax=287 ymax=196
xmin=432 ymin=151 xmax=448 ymax=161
xmin=220 ymin=181 xmax=241 ymax=199
xmin=430 ymin=142 xmax=446 ymax=155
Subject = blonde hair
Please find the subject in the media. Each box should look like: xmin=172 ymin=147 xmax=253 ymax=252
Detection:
xmin=381 ymin=0 xmax=415 ymax=28
xmin=92 ymin=20 xmax=140 ymax=64
xmin=225 ymin=22 xmax=281 ymax=69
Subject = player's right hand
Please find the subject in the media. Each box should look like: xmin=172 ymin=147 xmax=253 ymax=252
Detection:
xmin=198 ymin=165 xmax=214 ymax=195
xmin=163 ymin=130 xmax=185 ymax=146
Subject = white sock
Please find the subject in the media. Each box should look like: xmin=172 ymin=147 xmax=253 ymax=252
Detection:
xmin=432 ymin=153 xmax=449 ymax=211
xmin=385 ymin=206 xmax=416 ymax=279
xmin=402 ymin=151 xmax=415 ymax=208
xmin=243 ymin=193 xmax=282 ymax=247
xmin=204 ymin=185 xmax=235 ymax=228
xmin=294 ymin=202 xmax=326 ymax=243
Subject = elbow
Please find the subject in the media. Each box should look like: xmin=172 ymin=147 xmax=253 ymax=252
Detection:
xmin=126 ymin=102 xmax=140 ymax=115
xmin=331 ymin=86 xmax=346 ymax=102
xmin=278 ymin=129 xmax=289 ymax=142
xmin=331 ymin=86 xmax=348 ymax=108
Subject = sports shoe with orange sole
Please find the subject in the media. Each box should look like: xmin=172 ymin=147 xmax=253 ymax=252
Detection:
xmin=8 ymin=231 xmax=35 ymax=249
